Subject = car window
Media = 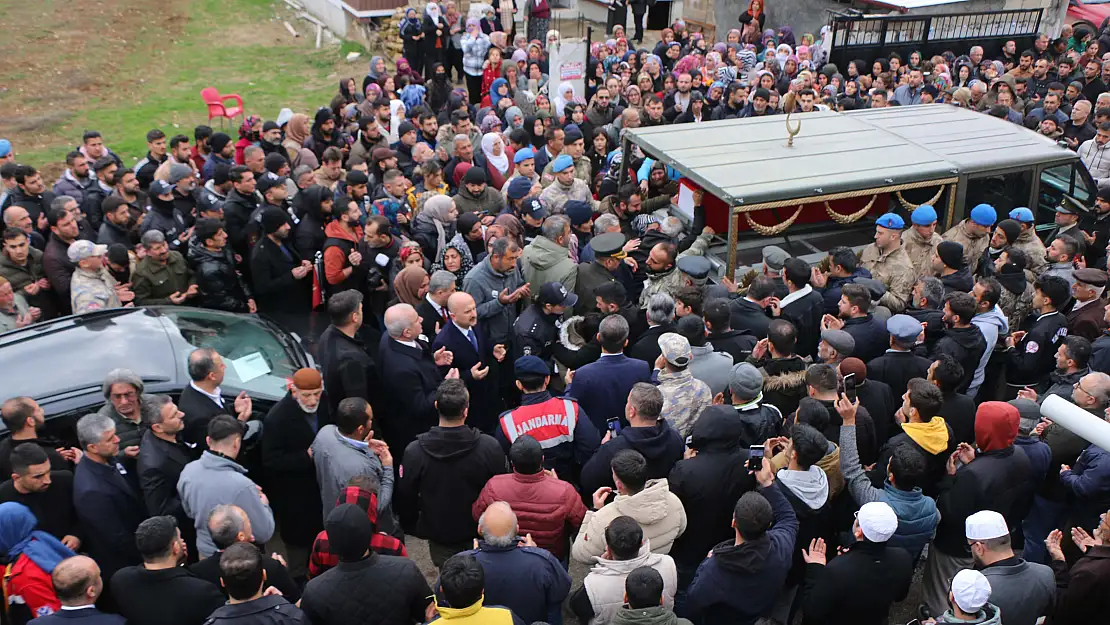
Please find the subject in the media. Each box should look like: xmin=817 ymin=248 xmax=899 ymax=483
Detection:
xmin=161 ymin=310 xmax=297 ymax=399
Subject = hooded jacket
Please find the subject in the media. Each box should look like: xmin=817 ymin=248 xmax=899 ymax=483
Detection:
xmin=934 ymin=324 xmax=987 ymax=394
xmin=293 ymin=185 xmax=332 ymax=261
xmin=685 ymin=483 xmax=798 ymax=625
xmin=667 ymin=407 xmax=758 ymax=577
xmin=452 ymin=185 xmax=507 ymax=216
xmin=571 ymin=478 xmax=687 ymax=563
xmin=969 ymin=306 xmax=1009 ymax=395
xmin=579 ymin=421 xmax=685 ymax=496
xmin=178 ymin=451 xmax=275 ymax=558
xmin=396 ymin=425 xmax=507 ymax=545
xmin=521 ymin=235 xmax=577 ymax=295
xmin=939 ymin=266 xmax=974 ymax=294
xmin=933 ymin=402 xmax=1034 ymax=557
xmin=777 ymin=465 xmax=832 ymax=587
xmin=579 ymin=547 xmax=678 ymax=625
xmin=611 ymin=606 xmax=692 ymax=625
xmin=870 ymin=417 xmax=954 ymax=498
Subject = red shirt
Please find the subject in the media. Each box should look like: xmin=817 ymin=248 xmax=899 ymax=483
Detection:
xmin=3 ymin=554 xmax=60 ymax=622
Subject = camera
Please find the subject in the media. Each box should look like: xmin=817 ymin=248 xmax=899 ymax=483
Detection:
xmin=364 ymin=267 xmax=384 ymax=291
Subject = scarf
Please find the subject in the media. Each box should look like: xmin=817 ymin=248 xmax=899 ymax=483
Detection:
xmin=0 ymin=502 xmax=76 ymax=574
xmin=422 ymin=194 xmax=456 ymax=256
xmin=433 ymin=234 xmax=475 ymax=286
xmin=367 ymin=56 xmax=386 ymax=82
xmin=393 ymin=265 xmax=428 ymax=307
xmin=481 ymin=133 xmax=510 ymax=174
xmin=286 ymin=113 xmax=310 ymax=145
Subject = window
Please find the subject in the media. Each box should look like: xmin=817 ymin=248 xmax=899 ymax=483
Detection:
xmin=964 ymin=171 xmax=1033 ymax=217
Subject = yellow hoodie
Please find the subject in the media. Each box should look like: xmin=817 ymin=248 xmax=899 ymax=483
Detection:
xmin=434 ymin=597 xmax=518 ymax=624
xmin=900 ymin=416 xmax=950 ymax=455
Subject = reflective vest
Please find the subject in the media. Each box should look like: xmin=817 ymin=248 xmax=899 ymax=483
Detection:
xmin=499 ymin=397 xmax=579 ymax=450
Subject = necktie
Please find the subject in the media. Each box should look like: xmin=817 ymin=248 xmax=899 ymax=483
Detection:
xmin=441 ymin=306 xmax=449 ymax=323
xmin=467 ymin=329 xmax=479 ymax=353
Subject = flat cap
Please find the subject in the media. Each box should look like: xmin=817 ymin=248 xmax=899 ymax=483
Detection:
xmin=1074 ymin=268 xmax=1108 ymax=287
xmin=887 ymin=314 xmax=924 ymax=342
xmin=677 ymin=255 xmax=712 ymax=280
xmin=762 ymin=245 xmax=789 ymax=271
xmin=821 ymin=329 xmax=855 ymax=356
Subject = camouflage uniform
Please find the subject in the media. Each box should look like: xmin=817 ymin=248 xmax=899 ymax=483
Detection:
xmin=70 ymin=267 xmax=121 ymax=313
xmin=859 ymin=243 xmax=916 ymax=313
xmin=901 ymin=227 xmax=944 ymax=277
xmin=657 ymin=368 xmax=713 ymax=436
xmin=1012 ymin=227 xmax=1048 ymax=276
xmin=540 ymin=154 xmax=592 ymax=187
xmin=539 ymin=178 xmax=598 ymax=214
xmin=637 ymin=238 xmax=713 ymax=308
xmin=999 ymin=281 xmax=1035 ymax=334
xmin=942 ymin=220 xmax=991 ymax=269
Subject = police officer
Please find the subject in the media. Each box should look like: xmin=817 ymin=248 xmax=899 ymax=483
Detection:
xmin=514 ymin=281 xmax=577 ymax=363
xmin=575 ymin=232 xmax=633 ymax=315
xmin=495 ymin=355 xmax=601 ymax=483
xmin=1005 ymin=275 xmax=1071 ymax=397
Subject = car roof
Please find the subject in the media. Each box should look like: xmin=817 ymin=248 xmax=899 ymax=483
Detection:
xmin=623 ymin=105 xmax=1078 ymax=207
xmin=0 ymin=308 xmax=181 ymax=404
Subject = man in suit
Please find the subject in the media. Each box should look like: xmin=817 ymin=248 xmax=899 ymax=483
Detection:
xmin=32 ymin=555 xmax=126 ymax=625
xmin=136 ymin=396 xmax=198 ymax=555
xmin=72 ymin=413 xmax=145 ymax=587
xmin=866 ymin=314 xmax=933 ymax=409
xmin=627 ymin=292 xmax=676 ymax=364
xmin=177 ymin=347 xmax=254 ymax=449
xmin=379 ymin=303 xmax=458 ymax=456
xmin=1067 ymin=268 xmax=1109 ymax=340
xmin=567 ymin=314 xmax=652 ymax=431
xmin=432 ymin=291 xmax=507 ymax=433
xmin=419 ymin=270 xmax=456 ymax=341
xmin=316 ymin=290 xmax=382 ymax=418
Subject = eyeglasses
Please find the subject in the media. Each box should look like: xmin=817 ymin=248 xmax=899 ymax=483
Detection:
xmin=1074 ymin=382 xmax=1092 ymax=397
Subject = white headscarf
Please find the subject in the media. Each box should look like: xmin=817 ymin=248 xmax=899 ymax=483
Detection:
xmin=426 ymin=2 xmax=442 ymax=23
xmin=552 ymin=81 xmax=575 ymax=117
xmin=481 ymin=133 xmax=509 ymax=174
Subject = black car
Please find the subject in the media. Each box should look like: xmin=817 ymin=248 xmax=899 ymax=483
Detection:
xmin=0 ymin=306 xmax=313 ymax=445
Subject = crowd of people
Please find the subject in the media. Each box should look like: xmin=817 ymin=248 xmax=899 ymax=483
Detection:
xmin=5 ymin=4 xmax=1110 ymax=625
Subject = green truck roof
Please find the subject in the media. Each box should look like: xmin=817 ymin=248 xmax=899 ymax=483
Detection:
xmin=623 ymin=104 xmax=1079 ymax=207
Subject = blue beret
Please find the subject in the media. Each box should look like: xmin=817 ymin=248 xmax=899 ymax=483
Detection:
xmin=887 ymin=314 xmax=924 ymax=342
xmin=875 ymin=213 xmax=905 ymax=230
xmin=514 ymin=355 xmax=550 ymax=377
xmin=970 ymin=204 xmax=997 ymax=227
xmin=514 ymin=147 xmax=535 ymax=163
xmin=551 ymin=153 xmax=574 ymax=173
xmin=1009 ymin=207 xmax=1034 ymax=223
xmin=911 ymin=205 xmax=937 ymax=226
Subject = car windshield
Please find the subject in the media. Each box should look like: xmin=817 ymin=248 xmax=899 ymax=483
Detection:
xmin=162 ymin=309 xmax=297 ymax=399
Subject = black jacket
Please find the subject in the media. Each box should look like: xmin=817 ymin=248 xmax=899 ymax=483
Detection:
xmin=178 ymin=384 xmax=234 ymax=450
xmin=141 ymin=199 xmax=189 ymax=252
xmin=0 ymin=470 xmax=81 ymax=544
xmin=934 ymin=445 xmax=1034 ymax=557
xmin=97 ymin=219 xmax=132 ymax=248
xmin=317 ymin=325 xmax=382 ymax=417
xmin=801 ymin=540 xmax=913 ymax=625
xmin=941 ymin=391 xmax=978 ymax=446
xmin=817 ymin=399 xmax=879 ymax=466
xmin=73 ymin=458 xmax=145 ymax=579
xmin=854 ymin=378 xmax=897 ymax=444
xmin=223 ymin=189 xmax=259 ymax=261
xmin=300 ymin=553 xmax=432 ymax=625
xmin=939 ymin=267 xmax=974 ymax=294
xmin=1007 ymin=310 xmax=1069 ymax=388
xmin=136 ymin=430 xmax=198 ymax=525
xmin=906 ymin=306 xmax=946 ymax=354
xmin=190 ymin=244 xmax=252 ymax=313
xmin=869 ymin=423 xmax=955 ymax=498
xmin=250 ymin=235 xmax=312 ymax=315
xmin=580 ymin=421 xmax=685 ymax=497
xmin=707 ymin=329 xmax=756 ymax=363
xmin=934 ymin=325 xmax=987 ymax=393
xmin=780 ymin=289 xmax=825 ymax=359
xmin=203 ymin=595 xmax=307 ymax=625
xmin=191 ymin=553 xmax=301 ymax=603
xmin=397 ymin=425 xmax=507 ymax=544
xmin=377 ymin=334 xmax=445 ymax=455
xmin=753 ymin=355 xmax=808 ymax=419
xmin=840 ymin=314 xmax=890 ymax=363
xmin=728 ymin=297 xmax=772 ymax=340
xmin=627 ymin=322 xmax=676 ymax=364
xmin=867 ymin=350 xmax=931 ymax=406
xmin=261 ymin=394 xmax=325 ymax=548
xmin=668 ymin=407 xmax=757 ymax=582
xmin=111 ymin=566 xmax=226 ymax=625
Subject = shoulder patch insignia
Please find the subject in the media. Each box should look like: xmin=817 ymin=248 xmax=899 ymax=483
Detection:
xmin=1026 ymin=341 xmax=1039 ymax=354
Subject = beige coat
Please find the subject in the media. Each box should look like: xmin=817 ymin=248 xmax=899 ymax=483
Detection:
xmin=859 ymin=243 xmax=916 ymax=313
xmin=571 ymin=478 xmax=687 ymax=563
xmin=902 ymin=227 xmax=943 ymax=277
xmin=942 ymin=220 xmax=991 ymax=269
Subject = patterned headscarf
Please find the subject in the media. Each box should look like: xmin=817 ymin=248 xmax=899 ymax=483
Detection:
xmin=239 ymin=115 xmax=261 ymax=141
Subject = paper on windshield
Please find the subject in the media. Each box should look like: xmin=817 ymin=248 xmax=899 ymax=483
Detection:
xmin=229 ymin=352 xmax=271 ymax=383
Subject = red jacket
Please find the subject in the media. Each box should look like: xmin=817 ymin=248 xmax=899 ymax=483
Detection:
xmin=3 ymin=554 xmax=59 ymax=623
xmin=472 ymin=471 xmax=587 ymax=561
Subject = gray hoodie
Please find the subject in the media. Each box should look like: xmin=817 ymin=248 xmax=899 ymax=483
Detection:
xmin=969 ymin=305 xmax=1009 ymax=396
xmin=776 ymin=465 xmax=830 ymax=510
xmin=178 ymin=451 xmax=275 ymax=558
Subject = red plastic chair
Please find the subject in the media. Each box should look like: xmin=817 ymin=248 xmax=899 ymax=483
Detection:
xmin=200 ymin=87 xmax=244 ymax=126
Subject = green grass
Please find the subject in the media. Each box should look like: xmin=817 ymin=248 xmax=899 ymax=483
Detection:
xmin=6 ymin=0 xmax=348 ymax=167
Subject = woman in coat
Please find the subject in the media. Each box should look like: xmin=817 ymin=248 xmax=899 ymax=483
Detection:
xmin=412 ymin=195 xmax=459 ymax=262
xmin=283 ymin=113 xmax=319 ymax=171
xmin=422 ymin=3 xmax=450 ymax=80
xmin=461 ymin=19 xmax=492 ymax=105
xmin=0 ymin=502 xmax=75 ymax=625
xmin=400 ymin=8 xmax=426 ymax=75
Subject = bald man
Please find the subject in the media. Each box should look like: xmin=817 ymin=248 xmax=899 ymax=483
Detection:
xmin=378 ymin=303 xmax=458 ymax=454
xmin=431 ymin=292 xmax=509 ymax=432
xmin=467 ymin=502 xmax=571 ymax=623
xmin=189 ymin=505 xmax=300 ymax=600
xmin=37 ymin=556 xmax=125 ymax=624
xmin=3 ymin=205 xmax=44 ymax=249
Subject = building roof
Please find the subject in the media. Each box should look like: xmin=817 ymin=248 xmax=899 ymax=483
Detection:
xmin=623 ymin=105 xmax=1077 ymax=207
